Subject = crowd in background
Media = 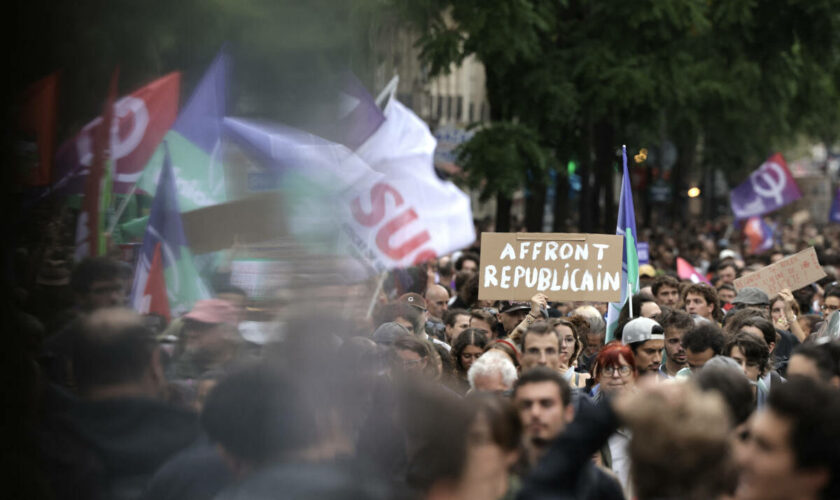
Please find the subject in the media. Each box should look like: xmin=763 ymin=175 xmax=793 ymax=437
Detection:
xmin=8 ymin=211 xmax=840 ymax=500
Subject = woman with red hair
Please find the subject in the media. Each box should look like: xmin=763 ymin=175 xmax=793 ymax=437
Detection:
xmin=592 ymin=341 xmax=638 ymax=396
xmin=591 ymin=341 xmax=638 ymax=498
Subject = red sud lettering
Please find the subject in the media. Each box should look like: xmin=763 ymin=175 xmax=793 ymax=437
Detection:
xmin=413 ymin=249 xmax=438 ymax=265
xmin=351 ymin=182 xmax=404 ymax=227
xmin=350 ymin=181 xmax=436 ymax=263
xmin=375 ymin=208 xmax=431 ymax=261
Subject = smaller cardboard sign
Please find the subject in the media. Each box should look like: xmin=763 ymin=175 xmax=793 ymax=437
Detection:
xmin=734 ymin=247 xmax=826 ymax=297
xmin=478 ymin=232 xmax=623 ymax=302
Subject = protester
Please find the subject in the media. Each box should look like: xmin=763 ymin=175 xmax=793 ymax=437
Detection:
xmin=618 ymin=291 xmax=661 ymax=323
xmin=820 ymin=284 xmax=840 ymax=317
xmin=484 ymin=338 xmax=521 ymax=372
xmin=694 ymin=357 xmax=755 ymax=427
xmin=655 ymin=307 xmax=693 ymax=378
xmin=469 ymin=308 xmax=499 ymax=338
xmin=619 ymin=317 xmax=665 ymax=377
xmin=393 ymin=335 xmax=432 ymax=379
xmin=590 ymin=342 xmax=637 ymax=496
xmin=169 ymin=299 xmax=242 ymax=381
xmin=682 ymin=283 xmax=723 ymax=323
xmin=443 ymin=308 xmax=471 ymax=344
xmin=451 ymin=328 xmax=488 ymax=395
xmin=424 ymin=284 xmax=449 ymax=340
xmin=717 ymin=282 xmax=737 ymax=309
xmin=786 ymin=341 xmax=840 ymax=388
xmin=40 ymin=308 xmax=199 ymax=500
xmin=512 ymin=367 xmax=624 ymax=500
xmin=677 ymin=322 xmax=727 ymax=376
xmin=467 ymin=350 xmax=517 ymax=395
xmin=591 ymin=341 xmax=637 ymax=397
xmin=734 ymin=378 xmax=840 ymax=500
xmin=497 ymin=300 xmax=533 ymax=338
xmin=518 ymin=322 xmax=562 ymax=373
xmin=652 ymin=275 xmax=681 ymax=308
xmin=574 ymin=310 xmax=607 ymax=372
xmin=725 ymin=332 xmax=771 ymax=408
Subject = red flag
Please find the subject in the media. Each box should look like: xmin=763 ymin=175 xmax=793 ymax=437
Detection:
xmin=676 ymin=257 xmax=710 ymax=284
xmin=75 ymin=69 xmax=119 ymax=260
xmin=54 ymin=72 xmax=180 ymax=194
xmin=142 ymin=242 xmax=171 ymax=321
xmin=17 ymin=72 xmax=59 ymax=186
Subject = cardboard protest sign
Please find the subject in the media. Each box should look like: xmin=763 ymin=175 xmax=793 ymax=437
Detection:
xmin=734 ymin=247 xmax=826 ymax=297
xmin=479 ymin=232 xmax=623 ymax=302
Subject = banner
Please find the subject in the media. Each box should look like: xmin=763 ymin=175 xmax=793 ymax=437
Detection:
xmin=17 ymin=72 xmax=59 ymax=186
xmin=222 ymin=92 xmax=474 ymax=272
xmin=734 ymin=247 xmax=825 ymax=297
xmin=730 ymin=153 xmax=801 ymax=219
xmin=478 ymin=232 xmax=623 ymax=302
xmin=54 ymin=72 xmax=179 ymax=194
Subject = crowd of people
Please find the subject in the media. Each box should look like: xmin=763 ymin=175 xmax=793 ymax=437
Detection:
xmin=9 ymin=212 xmax=840 ymax=500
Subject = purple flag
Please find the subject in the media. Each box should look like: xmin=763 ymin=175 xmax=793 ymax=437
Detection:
xmin=309 ymin=73 xmax=385 ymax=151
xmin=831 ymin=187 xmax=840 ymax=223
xmin=730 ymin=153 xmax=801 ymax=220
xmin=172 ymin=49 xmax=228 ymax=154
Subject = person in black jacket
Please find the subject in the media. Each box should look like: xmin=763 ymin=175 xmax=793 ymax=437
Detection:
xmin=39 ymin=308 xmax=199 ymax=500
xmin=512 ymin=367 xmax=624 ymax=500
xmin=518 ymin=379 xmax=734 ymax=500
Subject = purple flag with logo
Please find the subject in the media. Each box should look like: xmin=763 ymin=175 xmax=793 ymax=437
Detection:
xmin=730 ymin=153 xmax=801 ymax=220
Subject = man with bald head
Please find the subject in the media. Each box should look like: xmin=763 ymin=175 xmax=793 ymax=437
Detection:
xmin=425 ymin=284 xmax=450 ymax=342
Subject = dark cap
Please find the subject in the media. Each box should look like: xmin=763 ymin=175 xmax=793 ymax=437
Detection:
xmin=372 ymin=322 xmax=410 ymax=345
xmin=731 ymin=287 xmax=769 ymax=306
xmin=498 ymin=301 xmax=530 ymax=314
xmin=398 ymin=293 xmax=427 ymax=311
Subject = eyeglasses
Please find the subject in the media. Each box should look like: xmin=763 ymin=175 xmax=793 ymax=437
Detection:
xmin=821 ymin=304 xmax=840 ymax=313
xmin=601 ymin=365 xmax=632 ymax=377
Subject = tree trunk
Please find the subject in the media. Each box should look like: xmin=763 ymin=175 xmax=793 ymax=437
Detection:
xmin=593 ymin=120 xmax=615 ymax=232
xmin=524 ymin=181 xmax=546 ymax=232
xmin=578 ymin=122 xmax=594 ymax=232
xmin=553 ymin=169 xmax=569 ymax=232
xmin=495 ymin=191 xmax=512 ymax=232
xmin=671 ymin=130 xmax=698 ymax=224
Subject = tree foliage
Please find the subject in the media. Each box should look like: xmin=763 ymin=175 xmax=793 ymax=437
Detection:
xmin=398 ymin=0 xmax=840 ymax=231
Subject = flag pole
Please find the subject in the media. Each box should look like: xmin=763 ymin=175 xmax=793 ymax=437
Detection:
xmin=627 ymin=279 xmax=634 ymax=319
xmin=366 ymin=272 xmax=387 ymax=319
xmin=107 ymin=182 xmax=139 ymax=234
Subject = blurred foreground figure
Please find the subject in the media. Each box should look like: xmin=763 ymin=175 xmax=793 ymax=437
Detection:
xmin=518 ymin=381 xmax=732 ymax=500
xmin=734 ymin=378 xmax=840 ymax=500
xmin=202 ymin=363 xmax=391 ymax=500
xmin=41 ymin=257 xmax=128 ymax=388
xmin=40 ymin=308 xmax=199 ymax=500
xmin=513 ymin=368 xmax=623 ymax=500
xmin=169 ymin=299 xmax=242 ymax=381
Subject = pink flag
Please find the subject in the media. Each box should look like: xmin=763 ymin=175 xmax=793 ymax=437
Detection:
xmin=677 ymin=257 xmax=710 ymax=284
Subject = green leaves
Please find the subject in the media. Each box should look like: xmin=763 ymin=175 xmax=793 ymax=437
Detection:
xmin=456 ymin=122 xmax=552 ymax=200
